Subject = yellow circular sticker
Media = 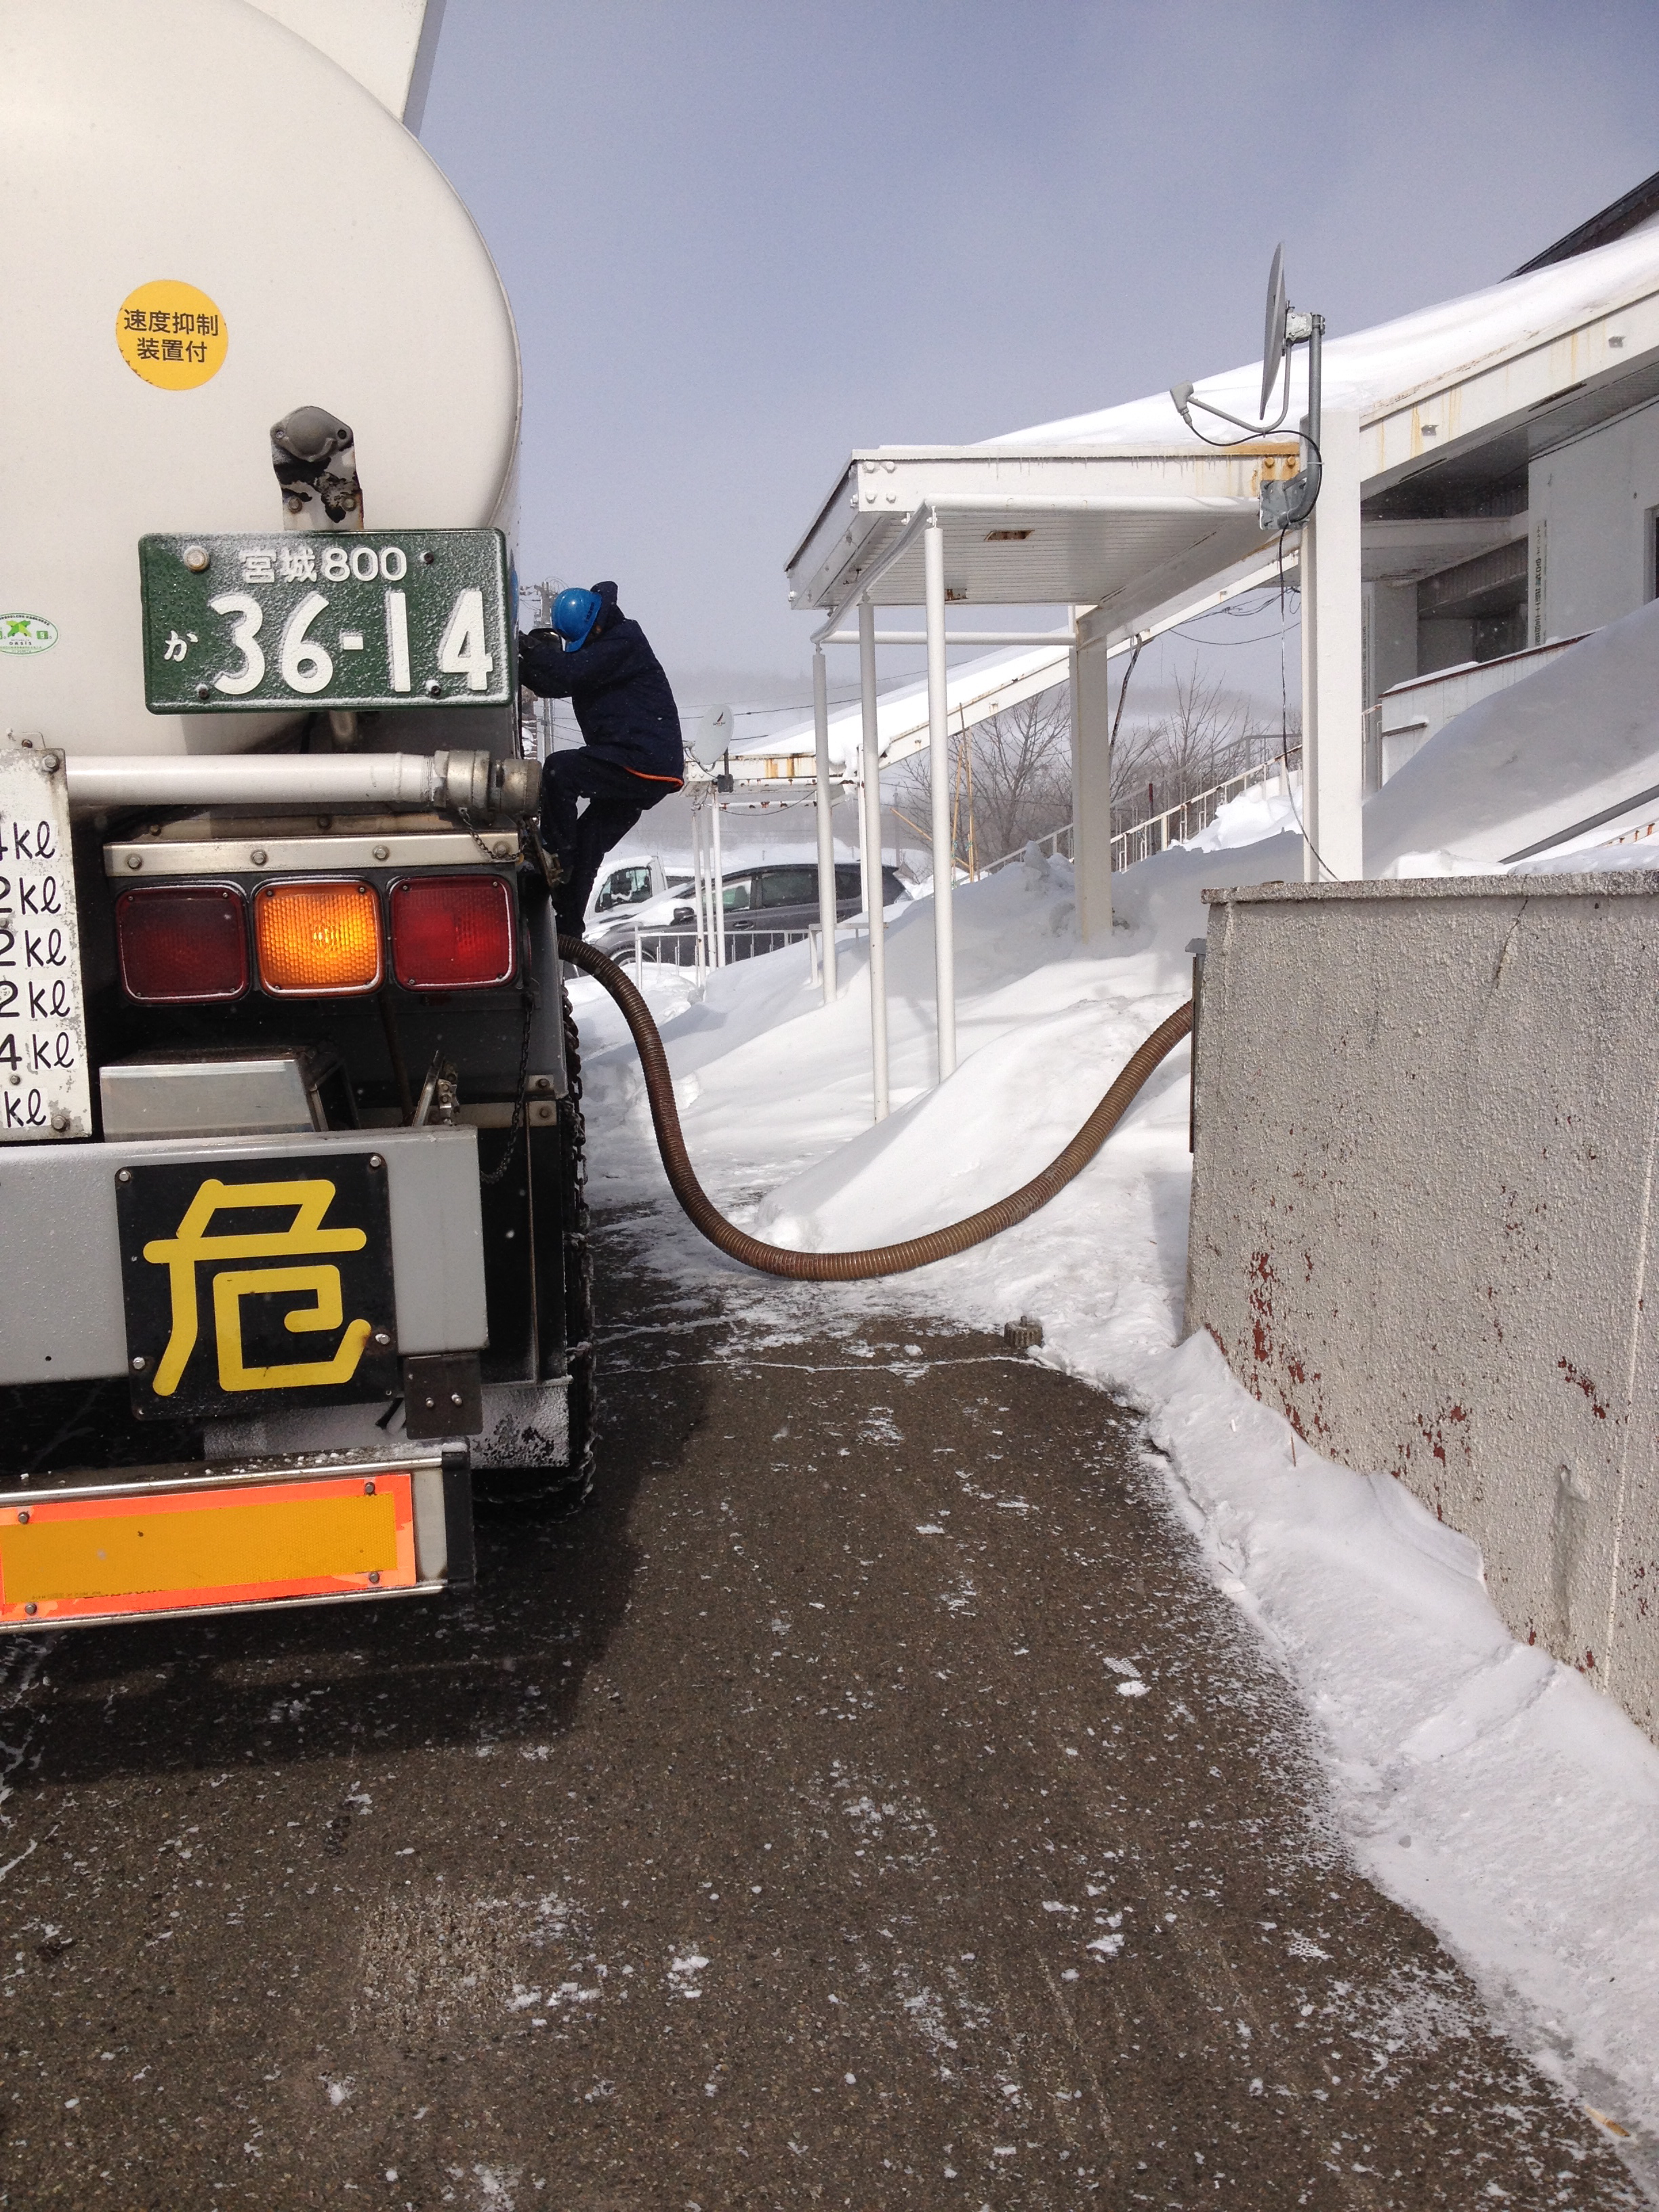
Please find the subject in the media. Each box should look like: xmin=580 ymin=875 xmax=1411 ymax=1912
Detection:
xmin=115 ymin=281 xmax=228 ymax=390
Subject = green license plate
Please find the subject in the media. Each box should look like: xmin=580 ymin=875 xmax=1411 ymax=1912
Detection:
xmin=117 ymin=1153 xmax=398 ymax=1422
xmin=138 ymin=530 xmax=514 ymax=713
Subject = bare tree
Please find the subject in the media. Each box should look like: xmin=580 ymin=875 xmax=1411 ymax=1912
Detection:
xmin=1111 ymin=669 xmax=1265 ymax=832
xmin=892 ymin=665 xmax=1294 ymax=875
xmin=896 ymin=687 xmax=1072 ymax=874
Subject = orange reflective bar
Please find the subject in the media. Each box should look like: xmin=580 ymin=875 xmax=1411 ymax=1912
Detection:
xmin=0 ymin=1473 xmax=415 ymax=1623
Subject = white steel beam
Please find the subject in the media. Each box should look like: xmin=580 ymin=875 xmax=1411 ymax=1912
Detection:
xmin=815 ymin=506 xmax=934 ymax=640
xmin=1361 ymin=288 xmax=1659 ymax=491
xmin=809 ymin=491 xmax=1257 ymax=640
xmin=1074 ymin=546 xmax=1300 ymax=655
xmin=817 ymin=630 xmax=1074 ymax=647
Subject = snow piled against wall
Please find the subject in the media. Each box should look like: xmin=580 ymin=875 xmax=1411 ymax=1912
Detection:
xmin=1368 ymin=594 xmax=1659 ymax=876
xmin=572 ymin=842 xmax=1659 ymax=2166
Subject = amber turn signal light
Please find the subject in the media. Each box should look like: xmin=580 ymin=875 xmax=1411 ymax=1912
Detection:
xmin=389 ymin=874 xmax=516 ymax=990
xmin=116 ymin=884 xmax=249 ymax=1004
xmin=254 ymin=878 xmax=382 ymax=996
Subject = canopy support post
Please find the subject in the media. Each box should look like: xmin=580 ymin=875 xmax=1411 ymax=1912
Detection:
xmin=858 ymin=599 xmax=890 ymax=1122
xmin=689 ymin=790 xmax=710 ymax=983
xmin=813 ymin=644 xmax=838 ymax=1006
xmin=709 ymin=786 xmax=726 ymax=966
xmin=924 ymin=513 xmax=957 ymax=1080
xmin=1069 ymin=607 xmax=1115 ymax=946
xmin=1300 ymin=406 xmax=1364 ymax=881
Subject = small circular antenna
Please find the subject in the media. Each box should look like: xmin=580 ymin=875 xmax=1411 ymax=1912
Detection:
xmin=1259 ymin=243 xmax=1288 ymax=419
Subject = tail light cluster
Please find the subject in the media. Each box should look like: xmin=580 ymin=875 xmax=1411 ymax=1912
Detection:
xmin=117 ymin=874 xmax=516 ymax=1004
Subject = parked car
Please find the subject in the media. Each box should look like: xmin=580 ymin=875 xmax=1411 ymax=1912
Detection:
xmin=586 ymin=855 xmax=690 ymax=926
xmin=590 ymin=862 xmax=907 ymax=964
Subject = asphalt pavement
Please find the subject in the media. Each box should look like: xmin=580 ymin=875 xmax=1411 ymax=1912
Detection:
xmin=0 ymin=1221 xmax=1643 ymax=2211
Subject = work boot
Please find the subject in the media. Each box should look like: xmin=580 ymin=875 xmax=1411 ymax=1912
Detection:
xmin=525 ymin=820 xmax=567 ymax=892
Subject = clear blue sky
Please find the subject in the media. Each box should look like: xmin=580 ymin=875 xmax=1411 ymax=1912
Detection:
xmin=422 ymin=0 xmax=1659 ymax=719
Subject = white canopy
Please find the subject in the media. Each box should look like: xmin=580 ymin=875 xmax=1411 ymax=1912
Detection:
xmin=785 ymin=225 xmax=1659 ymax=634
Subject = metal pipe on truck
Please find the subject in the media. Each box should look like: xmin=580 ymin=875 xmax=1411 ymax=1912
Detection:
xmin=64 ymin=752 xmax=541 ymax=818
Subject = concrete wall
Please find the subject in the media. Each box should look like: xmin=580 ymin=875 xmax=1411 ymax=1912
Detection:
xmin=1530 ymin=397 xmax=1659 ymax=642
xmin=1186 ymin=876 xmax=1659 ymax=1744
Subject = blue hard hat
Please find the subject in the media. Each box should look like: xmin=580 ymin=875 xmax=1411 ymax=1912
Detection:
xmin=551 ymin=586 xmax=602 ymax=651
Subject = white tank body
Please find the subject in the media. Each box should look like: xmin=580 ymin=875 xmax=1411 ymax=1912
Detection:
xmin=0 ymin=0 xmax=520 ymax=757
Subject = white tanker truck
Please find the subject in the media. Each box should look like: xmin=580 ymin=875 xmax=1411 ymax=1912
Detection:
xmin=0 ymin=0 xmax=590 ymax=1631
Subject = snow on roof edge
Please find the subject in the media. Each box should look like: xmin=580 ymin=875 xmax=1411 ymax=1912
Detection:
xmin=973 ymin=225 xmax=1659 ymax=458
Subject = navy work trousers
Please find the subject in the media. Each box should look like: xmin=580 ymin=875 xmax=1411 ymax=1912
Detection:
xmin=540 ymin=750 xmax=673 ymax=938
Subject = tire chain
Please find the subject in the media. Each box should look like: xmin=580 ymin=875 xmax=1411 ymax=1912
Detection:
xmin=558 ymin=982 xmax=596 ymax=1500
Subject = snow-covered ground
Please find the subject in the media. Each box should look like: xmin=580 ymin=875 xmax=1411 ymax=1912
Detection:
xmin=569 ymin=823 xmax=1659 ymax=2178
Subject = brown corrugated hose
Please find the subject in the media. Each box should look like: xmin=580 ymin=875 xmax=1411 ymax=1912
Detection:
xmin=558 ymin=934 xmax=1193 ymax=1282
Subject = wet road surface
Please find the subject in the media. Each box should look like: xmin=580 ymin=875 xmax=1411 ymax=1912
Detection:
xmin=0 ymin=1221 xmax=1642 ymax=2210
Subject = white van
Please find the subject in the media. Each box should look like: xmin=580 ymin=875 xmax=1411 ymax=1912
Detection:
xmin=588 ymin=855 xmax=689 ymax=924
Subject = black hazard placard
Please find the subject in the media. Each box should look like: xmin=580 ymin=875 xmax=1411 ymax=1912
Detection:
xmin=117 ymin=1154 xmax=398 ymax=1422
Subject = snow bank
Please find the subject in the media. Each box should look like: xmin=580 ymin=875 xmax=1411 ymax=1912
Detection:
xmin=1154 ymin=1334 xmax=1659 ymax=2158
xmin=1367 ymin=595 xmax=1659 ymax=875
xmin=1184 ymin=775 xmax=1301 ymax=854
xmin=575 ymin=836 xmax=1659 ymax=2162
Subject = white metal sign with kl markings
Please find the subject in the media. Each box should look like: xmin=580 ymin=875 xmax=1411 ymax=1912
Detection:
xmin=0 ymin=734 xmax=89 ymax=1143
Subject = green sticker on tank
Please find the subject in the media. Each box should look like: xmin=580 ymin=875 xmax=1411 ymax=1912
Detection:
xmin=0 ymin=616 xmax=57 ymax=655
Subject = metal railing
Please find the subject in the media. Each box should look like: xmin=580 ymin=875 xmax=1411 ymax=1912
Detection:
xmin=970 ymin=746 xmax=1299 ymax=886
xmin=973 ymin=759 xmax=1290 ymax=885
xmin=622 ymin=922 xmax=828 ymax=985
xmin=979 ymin=822 xmax=1075 ymax=878
xmin=1107 ymin=758 xmax=1287 ymax=869
xmin=806 ymin=919 xmax=867 ymax=988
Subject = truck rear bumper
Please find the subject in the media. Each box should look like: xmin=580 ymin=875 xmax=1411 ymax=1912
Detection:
xmin=0 ymin=1126 xmax=487 ymax=1389
xmin=0 ymin=1446 xmax=473 ymax=1633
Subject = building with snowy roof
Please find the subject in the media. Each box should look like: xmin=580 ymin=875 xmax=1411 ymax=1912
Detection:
xmin=783 ymin=167 xmax=1659 ymax=952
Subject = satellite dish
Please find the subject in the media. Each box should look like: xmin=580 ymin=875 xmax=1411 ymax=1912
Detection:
xmin=1259 ymin=243 xmax=1288 ymax=419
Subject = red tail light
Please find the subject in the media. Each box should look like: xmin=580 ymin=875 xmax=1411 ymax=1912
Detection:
xmin=390 ymin=875 xmax=516 ymax=990
xmin=116 ymin=885 xmax=249 ymax=1004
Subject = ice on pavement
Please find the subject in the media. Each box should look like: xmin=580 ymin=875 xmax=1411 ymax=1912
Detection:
xmin=571 ymin=829 xmax=1659 ymax=2151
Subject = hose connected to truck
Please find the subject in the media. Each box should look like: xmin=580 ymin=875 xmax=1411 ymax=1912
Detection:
xmin=558 ymin=935 xmax=1194 ymax=1282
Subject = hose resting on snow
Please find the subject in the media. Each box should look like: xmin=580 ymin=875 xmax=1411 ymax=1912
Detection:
xmin=558 ymin=934 xmax=1193 ymax=1282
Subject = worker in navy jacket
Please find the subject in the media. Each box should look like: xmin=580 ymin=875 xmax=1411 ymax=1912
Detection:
xmin=518 ymin=581 xmax=685 ymax=938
